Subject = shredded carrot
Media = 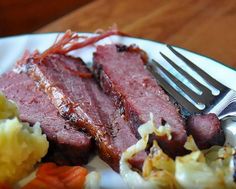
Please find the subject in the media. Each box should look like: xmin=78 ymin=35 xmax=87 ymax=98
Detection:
xmin=22 ymin=163 xmax=88 ymax=189
xmin=38 ymin=30 xmax=79 ymax=60
xmin=61 ymin=28 xmax=126 ymax=54
xmin=17 ymin=27 xmax=127 ymax=78
xmin=38 ymin=27 xmax=126 ymax=60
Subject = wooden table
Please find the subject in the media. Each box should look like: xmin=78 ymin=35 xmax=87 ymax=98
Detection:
xmin=37 ymin=0 xmax=236 ymax=68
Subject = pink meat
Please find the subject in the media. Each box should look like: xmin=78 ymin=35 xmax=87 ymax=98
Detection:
xmin=187 ymin=113 xmax=225 ymax=149
xmin=0 ymin=72 xmax=93 ymax=165
xmin=93 ymin=44 xmax=188 ymax=157
xmin=19 ymin=54 xmax=146 ymax=172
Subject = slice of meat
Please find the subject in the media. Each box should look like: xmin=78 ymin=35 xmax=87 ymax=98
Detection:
xmin=0 ymin=72 xmax=93 ymax=165
xmin=186 ymin=113 xmax=225 ymax=149
xmin=19 ymin=54 xmax=145 ymax=172
xmin=93 ymin=44 xmax=187 ymax=157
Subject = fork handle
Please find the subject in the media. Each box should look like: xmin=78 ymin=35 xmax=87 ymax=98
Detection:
xmin=208 ymin=90 xmax=236 ymax=119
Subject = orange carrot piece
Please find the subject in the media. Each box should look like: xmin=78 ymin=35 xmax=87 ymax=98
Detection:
xmin=37 ymin=163 xmax=71 ymax=177
xmin=63 ymin=167 xmax=88 ymax=189
xmin=36 ymin=162 xmax=57 ymax=175
xmin=23 ymin=163 xmax=88 ymax=189
xmin=22 ymin=175 xmax=65 ymax=189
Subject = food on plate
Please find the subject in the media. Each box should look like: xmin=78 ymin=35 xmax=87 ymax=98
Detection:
xmin=120 ymin=115 xmax=236 ymax=189
xmin=186 ymin=113 xmax=224 ymax=149
xmin=15 ymin=31 xmax=146 ymax=172
xmin=0 ymin=93 xmax=49 ymax=184
xmin=0 ymin=72 xmax=93 ymax=166
xmin=0 ymin=28 xmax=231 ymax=188
xmin=16 ymin=54 xmax=146 ymax=170
xmin=22 ymin=163 xmax=88 ymax=189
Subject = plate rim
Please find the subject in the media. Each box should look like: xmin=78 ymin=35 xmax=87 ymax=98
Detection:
xmin=1 ymin=32 xmax=236 ymax=74
xmin=1 ymin=32 xmax=236 ymax=188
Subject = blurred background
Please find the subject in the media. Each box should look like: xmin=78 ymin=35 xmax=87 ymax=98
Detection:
xmin=0 ymin=0 xmax=93 ymax=36
xmin=0 ymin=0 xmax=235 ymax=67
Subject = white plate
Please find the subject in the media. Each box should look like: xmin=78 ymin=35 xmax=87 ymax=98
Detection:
xmin=0 ymin=33 xmax=236 ymax=189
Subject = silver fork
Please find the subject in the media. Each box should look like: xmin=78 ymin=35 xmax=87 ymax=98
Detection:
xmin=148 ymin=45 xmax=236 ymax=120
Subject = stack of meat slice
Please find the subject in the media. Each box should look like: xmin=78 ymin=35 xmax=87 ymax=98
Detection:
xmin=0 ymin=72 xmax=93 ymax=165
xmin=93 ymin=44 xmax=188 ymax=157
xmin=0 ymin=31 xmax=224 ymax=173
xmin=17 ymin=53 xmax=145 ymax=172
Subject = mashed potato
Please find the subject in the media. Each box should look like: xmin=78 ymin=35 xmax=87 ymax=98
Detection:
xmin=0 ymin=92 xmax=49 ymax=184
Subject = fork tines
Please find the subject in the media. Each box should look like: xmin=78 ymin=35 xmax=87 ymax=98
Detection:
xmin=149 ymin=45 xmax=228 ymax=114
xmin=167 ymin=45 xmax=226 ymax=91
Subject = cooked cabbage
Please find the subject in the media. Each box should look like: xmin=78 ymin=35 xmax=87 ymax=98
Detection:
xmin=120 ymin=113 xmax=176 ymax=189
xmin=120 ymin=114 xmax=236 ymax=189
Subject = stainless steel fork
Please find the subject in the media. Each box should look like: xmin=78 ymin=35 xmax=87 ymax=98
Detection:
xmin=148 ymin=45 xmax=236 ymax=120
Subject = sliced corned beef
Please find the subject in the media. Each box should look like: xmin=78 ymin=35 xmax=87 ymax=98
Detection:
xmin=93 ymin=44 xmax=188 ymax=157
xmin=186 ymin=113 xmax=225 ymax=149
xmin=19 ymin=54 xmax=145 ymax=172
xmin=0 ymin=72 xmax=93 ymax=165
